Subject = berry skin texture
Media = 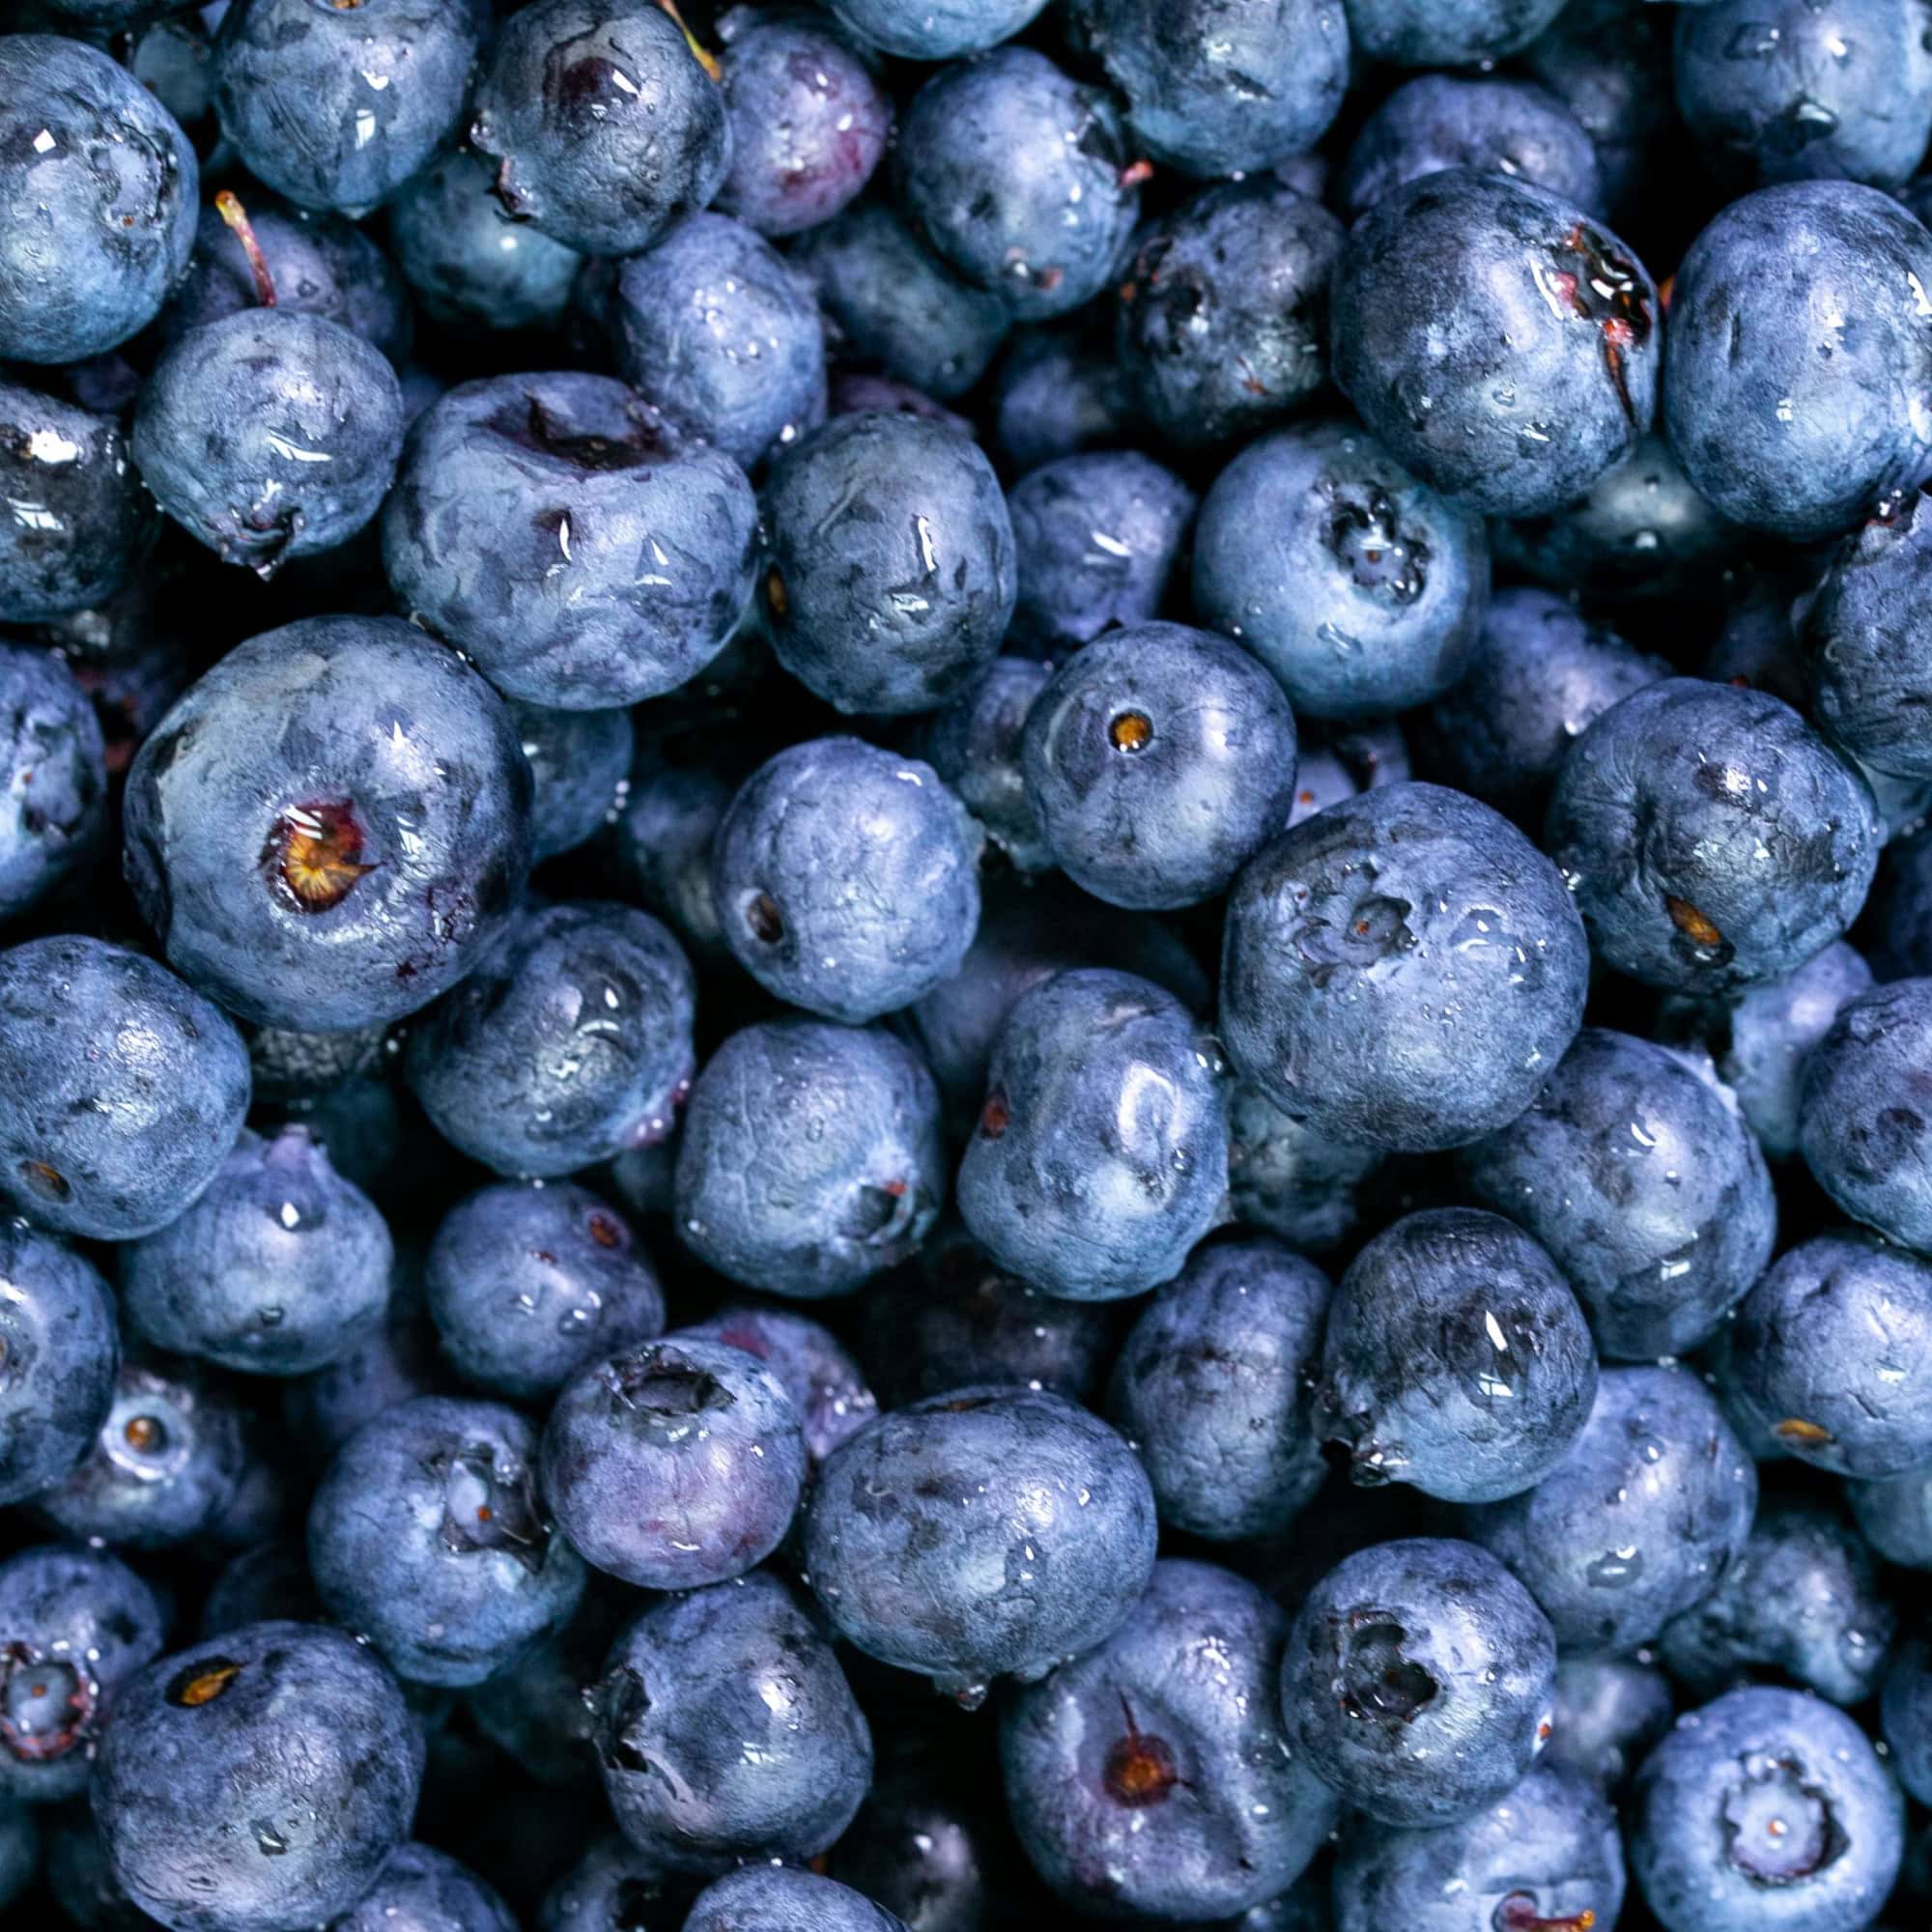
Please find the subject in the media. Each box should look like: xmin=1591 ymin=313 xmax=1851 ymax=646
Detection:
xmin=0 ymin=1223 xmax=119 ymax=1509
xmin=685 ymin=1864 xmax=911 ymax=1932
xmin=1280 ymin=1536 xmax=1558 ymax=1829
xmin=0 ymin=641 xmax=107 ymax=928
xmin=90 ymin=1620 xmax=422 ymax=1932
xmin=328 ymin=1842 xmax=518 ymax=1932
xmin=682 ymin=1305 xmax=877 ymax=1465
xmin=1546 ymin=1657 xmax=1675 ymax=1795
xmin=824 ymin=0 xmax=1047 ymax=59
xmin=1345 ymin=0 xmax=1571 ymax=66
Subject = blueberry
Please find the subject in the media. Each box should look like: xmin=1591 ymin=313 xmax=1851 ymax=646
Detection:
xmin=1280 ymin=1536 xmax=1558 ymax=1828
xmin=1799 ymin=978 xmax=1932 ymax=1247
xmin=308 ymin=1394 xmax=585 ymax=1687
xmin=1884 ymin=1632 xmax=1932 ymax=1807
xmin=590 ymin=1570 xmax=872 ymax=1871
xmin=610 ymin=213 xmax=826 ymax=469
xmin=800 ymin=1385 xmax=1157 ymax=1703
xmin=91 ymin=1619 xmax=422 ymax=1932
xmin=1546 ymin=1657 xmax=1675 ymax=1795
xmin=791 ymin=203 xmax=1011 ymax=403
xmin=540 ymin=1334 xmax=806 ymax=1590
xmin=758 ymin=413 xmax=1016 ymax=716
xmin=1193 ymin=418 xmax=1490 ymax=723
xmin=611 ymin=753 xmax=732 ymax=961
xmin=918 ymin=657 xmax=1056 ymax=874
xmin=1317 ymin=1208 xmax=1596 ymax=1505
xmin=1467 ymin=1365 xmax=1758 ymax=1656
xmin=1220 ymin=781 xmax=1589 ymax=1153
xmin=1632 ymin=1686 xmax=1903 ymax=1932
xmin=1106 ymin=1234 xmax=1330 ymax=1539
xmin=827 ymin=1743 xmax=991 ymax=1932
xmin=45 ymin=1808 xmax=145 ymax=1932
xmin=425 ymin=1182 xmax=664 ymax=1402
xmin=1331 ymin=169 xmax=1657 ymax=519
xmin=1007 ymin=450 xmax=1196 ymax=655
xmin=1664 ymin=181 xmax=1932 ymax=539
xmin=0 ymin=935 xmax=250 ymax=1239
xmin=895 ymin=50 xmax=1141 ymax=323
xmin=1332 ymin=1762 xmax=1625 ymax=1932
xmin=714 ymin=8 xmax=891 ymax=236
xmin=1342 ymin=75 xmax=1603 ymax=221
xmin=329 ymin=1840 xmax=519 ymax=1932
xmin=385 ymin=150 xmax=583 ymax=336
xmin=684 ymin=1865 xmax=910 ymax=1932
xmin=1547 ymin=678 xmax=1881 ymax=994
xmin=469 ymin=0 xmax=731 ymax=258
xmin=123 ymin=614 xmax=531 ymax=1032
xmin=1021 ymin=621 xmax=1298 ymax=909
xmin=1424 ymin=589 xmax=1669 ymax=823
xmin=508 ymin=698 xmax=633 ymax=865
xmin=1344 ymin=0 xmax=1570 ymax=64
xmin=1226 ymin=1076 xmax=1384 ymax=1256
xmin=957 ymin=967 xmax=1229 ymax=1300
xmin=0 ymin=641 xmax=108 ymax=923
xmin=1003 ymin=1559 xmax=1336 ymax=1921
xmin=1065 ymin=0 xmax=1348 ymax=177
xmin=0 ymin=1544 xmax=164 ymax=1804
xmin=0 ymin=381 xmax=156 ymax=624
xmin=383 ymin=372 xmax=757 ymax=709
xmin=713 ymin=736 xmax=981 ymax=1022
xmin=405 ymin=898 xmax=696 ymax=1179
xmin=200 ymin=1541 xmax=321 ymax=1638
xmin=0 ymin=1222 xmax=118 ymax=1511
xmin=675 ymin=1018 xmax=945 ymax=1297
xmin=537 ymin=1834 xmax=695 ymax=1932
xmin=0 ymin=35 xmax=198 ymax=365
xmin=1457 ymin=1029 xmax=1776 ymax=1360
xmin=991 ymin=323 xmax=1136 ymax=474
xmin=1850 ymin=1462 xmax=1932 ymax=1567
xmin=680 ymin=1304 xmax=877 ymax=1463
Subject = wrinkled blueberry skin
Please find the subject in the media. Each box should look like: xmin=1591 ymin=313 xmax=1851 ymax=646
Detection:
xmin=919 ymin=658 xmax=1055 ymax=873
xmin=1666 ymin=182 xmax=1932 ymax=540
xmin=1547 ymin=1658 xmax=1675 ymax=1794
xmin=0 ymin=936 xmax=249 ymax=1239
xmin=1674 ymin=0 xmax=1932 ymax=191
xmin=1343 ymin=76 xmax=1603 ymax=222
xmin=1660 ymin=1497 xmax=1894 ymax=1709
xmin=122 ymin=1125 xmax=391 ymax=1378
xmin=1548 ymin=678 xmax=1881 ymax=995
xmin=331 ymin=1841 xmax=518 ymax=1932
xmin=123 ymin=615 xmax=532 ymax=1034
xmin=309 ymin=1395 xmax=586 ymax=1687
xmin=682 ymin=1304 xmax=877 ymax=1463
xmin=1106 ymin=1234 xmax=1329 ymax=1540
xmin=0 ymin=1544 xmax=164 ymax=1804
xmin=508 ymin=699 xmax=632 ymax=865
xmin=384 ymin=372 xmax=757 ymax=710
xmin=686 ymin=1865 xmax=910 ymax=1932
xmin=714 ymin=8 xmax=890 ymax=237
xmin=993 ymin=325 xmax=1137 ymax=475
xmin=1333 ymin=1762 xmax=1625 ymax=1932
xmin=1066 ymin=0 xmax=1347 ymax=177
xmin=958 ymin=968 xmax=1230 ymax=1301
xmin=1632 ymin=1686 xmax=1903 ymax=1932
xmin=1318 ymin=1208 xmax=1596 ymax=1506
xmin=0 ymin=643 xmax=107 ymax=923
xmin=1467 ymin=1366 xmax=1758 ymax=1657
xmin=1728 ymin=1229 xmax=1932 ymax=1477
xmin=1008 ymin=451 xmax=1196 ymax=656
xmin=469 ymin=0 xmax=731 ymax=259
xmin=0 ymin=36 xmax=198 ymax=366
xmin=386 ymin=151 xmax=582 ymax=336
xmin=1281 ymin=1536 xmax=1557 ymax=1828
xmin=1116 ymin=182 xmax=1343 ymax=453
xmin=792 ymin=204 xmax=1010 ymax=404
xmin=714 ymin=737 xmax=981 ymax=1022
xmin=38 ymin=1353 xmax=246 ymax=1552
xmin=1003 ymin=1559 xmax=1336 ymax=1921
xmin=591 ymin=1571 xmax=872 ymax=1871
xmin=1226 ymin=1077 xmax=1383 ymax=1255
xmin=407 ymin=899 xmax=695 ymax=1179
xmin=0 ymin=1224 xmax=117 ymax=1511
xmin=541 ymin=1335 xmax=807 ymax=1590
xmin=1022 ymin=622 xmax=1298 ymax=910
xmin=760 ymin=413 xmax=1016 ymax=716
xmin=676 ymin=1019 xmax=945 ymax=1297
xmin=1194 ymin=418 xmax=1489 ymax=724
xmin=1458 ymin=1029 xmax=1776 ymax=1360
xmin=0 ymin=383 xmax=154 ymax=625
xmin=1346 ymin=0 xmax=1569 ymax=64
xmin=895 ymin=50 xmax=1141 ymax=324
xmin=801 ymin=1385 xmax=1157 ymax=1700
xmin=1425 ymin=590 xmax=1668 ymax=823
xmin=132 ymin=310 xmax=404 ymax=575
xmin=426 ymin=1182 xmax=664 ymax=1402
xmin=1221 ymin=782 xmax=1589 ymax=1153
xmin=611 ymin=214 xmax=827 ymax=469
xmin=91 ymin=1619 xmax=423 ymax=1932
xmin=213 ymin=0 xmax=485 ymax=215
xmin=1331 ymin=169 xmax=1657 ymax=520
xmin=1800 ymin=978 xmax=1932 ymax=1248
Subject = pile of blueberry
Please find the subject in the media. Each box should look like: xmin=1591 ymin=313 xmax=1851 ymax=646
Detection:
xmin=17 ymin=1 xmax=1932 ymax=1930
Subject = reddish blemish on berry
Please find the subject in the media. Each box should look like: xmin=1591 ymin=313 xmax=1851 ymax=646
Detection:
xmin=168 ymin=1659 xmax=242 ymax=1708
xmin=980 ymin=1091 xmax=1010 ymax=1139
xmin=1775 ymin=1417 xmax=1833 ymax=1447
xmin=123 ymin=1415 xmax=163 ymax=1453
xmin=17 ymin=1159 xmax=69 ymax=1202
xmin=747 ymin=893 xmax=784 ymax=944
xmin=1664 ymin=895 xmax=1725 ymax=949
xmin=764 ymin=566 xmax=789 ymax=621
xmin=1539 ymin=224 xmax=1652 ymax=429
xmin=1104 ymin=1698 xmax=1179 ymax=1807
xmin=1118 ymin=159 xmax=1155 ymax=188
xmin=1109 ymin=710 xmax=1153 ymax=753
xmin=268 ymin=801 xmax=377 ymax=912
xmin=1494 ymin=1895 xmax=1596 ymax=1932
xmin=880 ymin=1178 xmax=908 ymax=1199
xmin=587 ymin=1213 xmax=623 ymax=1250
